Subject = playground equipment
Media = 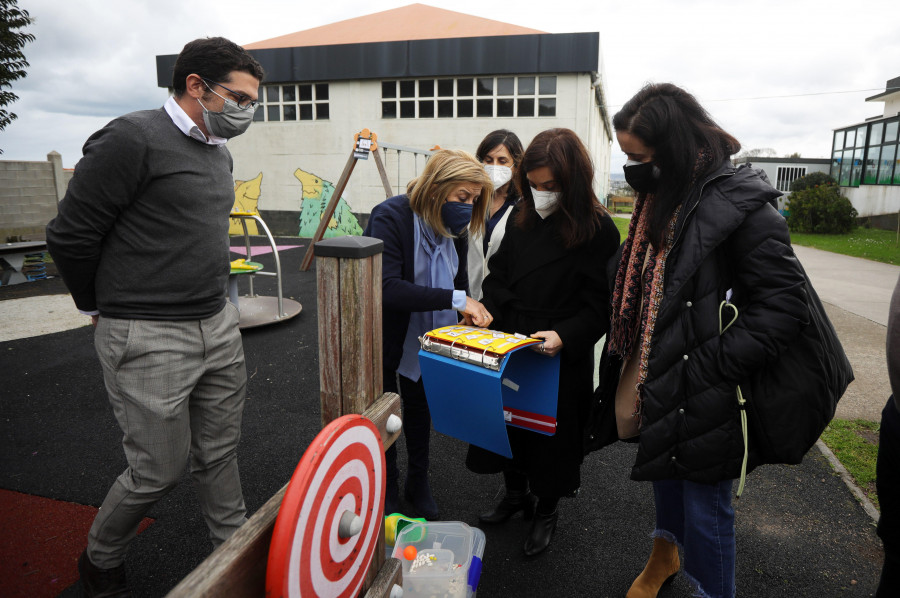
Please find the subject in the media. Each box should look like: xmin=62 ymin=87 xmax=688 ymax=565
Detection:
xmin=298 ymin=130 xmax=436 ymax=272
xmin=166 ymin=236 xmax=403 ymax=597
xmin=228 ymin=211 xmax=303 ymax=329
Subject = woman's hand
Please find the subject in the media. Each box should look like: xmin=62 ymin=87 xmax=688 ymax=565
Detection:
xmin=461 ymin=296 xmax=493 ymax=328
xmin=531 ymin=330 xmax=562 ymax=357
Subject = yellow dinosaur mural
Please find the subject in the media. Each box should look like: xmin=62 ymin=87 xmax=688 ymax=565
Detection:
xmin=295 ymin=168 xmax=363 ymax=238
xmin=230 ymin=173 xmax=263 ymax=235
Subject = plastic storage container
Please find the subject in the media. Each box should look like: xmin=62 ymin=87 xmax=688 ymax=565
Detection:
xmin=391 ymin=521 xmax=486 ymax=598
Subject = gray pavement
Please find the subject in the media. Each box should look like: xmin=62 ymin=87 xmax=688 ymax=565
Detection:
xmin=1 ymin=237 xmax=896 ymax=597
xmin=794 ymin=245 xmax=899 ymax=327
xmin=793 ymin=245 xmax=899 ymax=422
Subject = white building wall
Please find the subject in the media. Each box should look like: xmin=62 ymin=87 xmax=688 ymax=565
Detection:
xmin=844 ymin=185 xmax=900 ymax=218
xmin=882 ymin=96 xmax=900 ymax=117
xmin=227 ymin=72 xmax=611 ymax=231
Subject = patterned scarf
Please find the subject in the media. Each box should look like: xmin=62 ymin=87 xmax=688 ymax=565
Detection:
xmin=608 ymin=148 xmax=713 ymax=423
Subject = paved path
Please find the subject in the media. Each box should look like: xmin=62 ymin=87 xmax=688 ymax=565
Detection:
xmin=1 ymin=238 xmax=895 ymax=597
xmin=793 ymin=245 xmax=899 ymax=327
xmin=793 ymin=245 xmax=898 ymax=422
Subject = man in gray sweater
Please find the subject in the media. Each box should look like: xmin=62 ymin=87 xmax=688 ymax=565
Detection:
xmin=46 ymin=37 xmax=264 ymax=598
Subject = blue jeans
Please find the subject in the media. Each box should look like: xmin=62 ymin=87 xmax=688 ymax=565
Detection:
xmin=653 ymin=479 xmax=736 ymax=598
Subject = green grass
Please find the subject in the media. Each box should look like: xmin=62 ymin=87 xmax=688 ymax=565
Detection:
xmin=608 ymin=215 xmax=900 ymax=265
xmin=610 ymin=215 xmax=631 ymax=241
xmin=820 ymin=418 xmax=880 ymax=509
xmin=791 ymin=227 xmax=900 ymax=265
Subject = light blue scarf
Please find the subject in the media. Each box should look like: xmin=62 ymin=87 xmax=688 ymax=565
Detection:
xmin=397 ymin=214 xmax=460 ymax=381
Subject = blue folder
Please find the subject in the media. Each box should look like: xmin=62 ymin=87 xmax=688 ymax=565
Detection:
xmin=418 ymin=338 xmax=560 ymax=458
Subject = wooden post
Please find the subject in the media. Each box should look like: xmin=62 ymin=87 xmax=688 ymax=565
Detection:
xmin=372 ymin=148 xmax=393 ymax=199
xmin=315 ymin=237 xmax=384 ymax=426
xmin=314 ymin=236 xmax=395 ymax=594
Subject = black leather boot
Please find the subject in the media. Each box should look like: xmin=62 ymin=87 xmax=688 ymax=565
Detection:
xmin=478 ymin=490 xmax=537 ymax=524
xmin=523 ymin=509 xmax=558 ymax=557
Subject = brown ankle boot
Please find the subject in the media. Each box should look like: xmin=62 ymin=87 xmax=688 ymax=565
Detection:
xmin=626 ymin=537 xmax=680 ymax=598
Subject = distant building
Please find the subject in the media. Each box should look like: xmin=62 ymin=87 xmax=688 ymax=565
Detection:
xmin=733 ymin=157 xmax=831 ymax=212
xmin=830 ymin=74 xmax=900 ymax=224
xmin=155 ymin=4 xmax=613 ymax=235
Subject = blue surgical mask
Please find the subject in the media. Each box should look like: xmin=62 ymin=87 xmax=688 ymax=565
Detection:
xmin=441 ymin=201 xmax=473 ymax=235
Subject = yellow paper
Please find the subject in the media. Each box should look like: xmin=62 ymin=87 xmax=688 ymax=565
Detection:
xmin=423 ymin=325 xmax=539 ymax=355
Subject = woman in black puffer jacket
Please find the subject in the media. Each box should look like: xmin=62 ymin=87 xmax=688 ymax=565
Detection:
xmin=607 ymin=83 xmax=808 ymax=598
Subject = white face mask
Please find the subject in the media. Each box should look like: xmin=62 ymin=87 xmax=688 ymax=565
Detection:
xmin=484 ymin=164 xmax=513 ymax=189
xmin=531 ymin=189 xmax=559 ymax=219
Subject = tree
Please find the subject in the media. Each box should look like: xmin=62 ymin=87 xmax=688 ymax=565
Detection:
xmin=736 ymin=147 xmax=777 ymax=160
xmin=0 ymin=0 xmax=35 ymax=150
xmin=790 ymin=171 xmax=836 ymax=193
xmin=786 ymin=181 xmax=857 ymax=234
xmin=785 ymin=152 xmax=801 ymax=159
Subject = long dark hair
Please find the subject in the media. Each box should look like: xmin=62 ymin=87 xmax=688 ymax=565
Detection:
xmin=515 ymin=128 xmax=604 ymax=249
xmin=475 ymin=129 xmax=524 ymax=204
xmin=613 ymin=83 xmax=741 ymax=248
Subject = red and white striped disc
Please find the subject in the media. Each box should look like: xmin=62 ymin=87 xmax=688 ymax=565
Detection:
xmin=266 ymin=415 xmax=385 ymax=598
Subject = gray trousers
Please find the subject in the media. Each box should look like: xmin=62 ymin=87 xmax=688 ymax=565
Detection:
xmin=87 ymin=303 xmax=248 ymax=568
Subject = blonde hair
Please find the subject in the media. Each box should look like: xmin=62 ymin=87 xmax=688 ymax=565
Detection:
xmin=407 ymin=149 xmax=493 ymax=238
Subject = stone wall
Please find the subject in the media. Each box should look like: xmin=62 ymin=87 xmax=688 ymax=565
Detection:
xmin=0 ymin=152 xmax=71 ymax=241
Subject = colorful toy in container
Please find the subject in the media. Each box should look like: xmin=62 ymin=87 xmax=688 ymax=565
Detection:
xmin=391 ymin=521 xmax=486 ymax=597
xmin=384 ymin=512 xmax=426 ymax=547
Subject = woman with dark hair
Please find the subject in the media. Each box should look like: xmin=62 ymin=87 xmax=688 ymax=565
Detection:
xmin=604 ymin=83 xmax=808 ymax=598
xmin=468 ymin=129 xmax=524 ymax=300
xmin=364 ymin=149 xmax=494 ymax=520
xmin=466 ymin=128 xmax=620 ymax=556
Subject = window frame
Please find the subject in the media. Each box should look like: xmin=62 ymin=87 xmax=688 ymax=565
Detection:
xmin=255 ymin=82 xmax=331 ymax=122
xmin=830 ymin=116 xmax=900 ymax=187
xmin=381 ymin=75 xmax=557 ymax=119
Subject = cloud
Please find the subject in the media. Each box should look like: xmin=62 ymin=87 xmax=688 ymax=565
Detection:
xmin=3 ymin=0 xmax=899 ymax=169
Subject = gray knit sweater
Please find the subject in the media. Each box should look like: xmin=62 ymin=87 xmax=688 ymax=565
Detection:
xmin=46 ymin=108 xmax=234 ymax=320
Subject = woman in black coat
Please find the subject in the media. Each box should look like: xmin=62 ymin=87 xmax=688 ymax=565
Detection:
xmin=466 ymin=128 xmax=620 ymax=556
xmin=608 ymin=84 xmax=808 ymax=598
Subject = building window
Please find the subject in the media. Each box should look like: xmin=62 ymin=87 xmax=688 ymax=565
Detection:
xmin=381 ymin=75 xmax=557 ymax=119
xmin=831 ymin=117 xmax=899 ymax=187
xmin=256 ymin=83 xmax=330 ymax=122
xmin=775 ymin=166 xmax=807 ymax=192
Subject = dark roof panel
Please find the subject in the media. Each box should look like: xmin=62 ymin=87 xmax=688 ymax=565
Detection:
xmin=156 ymin=33 xmax=599 ymax=87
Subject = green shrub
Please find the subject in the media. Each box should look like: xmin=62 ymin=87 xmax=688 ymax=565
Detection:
xmin=790 ymin=171 xmax=837 ymax=193
xmin=786 ymin=183 xmax=857 ymax=234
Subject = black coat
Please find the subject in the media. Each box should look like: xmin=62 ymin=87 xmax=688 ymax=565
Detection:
xmin=593 ymin=163 xmax=810 ymax=484
xmin=467 ymin=206 xmax=620 ymax=497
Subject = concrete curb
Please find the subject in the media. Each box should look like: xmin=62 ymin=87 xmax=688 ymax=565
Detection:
xmin=816 ymin=438 xmax=880 ymax=524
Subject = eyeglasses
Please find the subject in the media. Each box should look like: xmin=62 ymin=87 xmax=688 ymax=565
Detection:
xmin=202 ymin=78 xmax=258 ymax=110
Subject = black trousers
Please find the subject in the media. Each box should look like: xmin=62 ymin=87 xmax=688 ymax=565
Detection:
xmin=385 ymin=372 xmax=432 ymax=484
xmin=877 ymin=396 xmax=900 ymax=597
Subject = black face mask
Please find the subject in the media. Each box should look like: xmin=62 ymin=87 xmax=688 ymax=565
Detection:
xmin=623 ymin=160 xmax=661 ymax=194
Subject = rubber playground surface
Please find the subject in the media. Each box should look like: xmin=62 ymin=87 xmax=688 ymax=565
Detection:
xmin=0 ymin=239 xmax=884 ymax=597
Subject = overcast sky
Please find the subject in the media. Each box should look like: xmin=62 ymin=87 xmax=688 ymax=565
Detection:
xmin=3 ymin=0 xmax=899 ymax=174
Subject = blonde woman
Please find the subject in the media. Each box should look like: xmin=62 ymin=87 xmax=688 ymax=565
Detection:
xmin=364 ymin=149 xmax=494 ymax=519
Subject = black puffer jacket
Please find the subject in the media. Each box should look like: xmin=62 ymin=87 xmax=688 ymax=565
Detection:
xmin=628 ymin=162 xmax=809 ymax=483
